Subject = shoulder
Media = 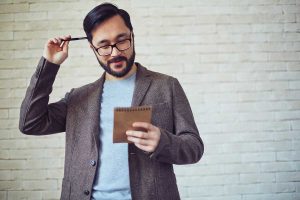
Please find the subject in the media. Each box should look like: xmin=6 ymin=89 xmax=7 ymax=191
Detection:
xmin=136 ymin=62 xmax=177 ymax=83
xmin=67 ymin=75 xmax=104 ymax=100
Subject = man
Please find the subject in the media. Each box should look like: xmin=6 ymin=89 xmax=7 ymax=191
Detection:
xmin=19 ymin=3 xmax=204 ymax=200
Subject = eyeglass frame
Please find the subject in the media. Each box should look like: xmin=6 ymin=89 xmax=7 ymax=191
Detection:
xmin=91 ymin=33 xmax=132 ymax=56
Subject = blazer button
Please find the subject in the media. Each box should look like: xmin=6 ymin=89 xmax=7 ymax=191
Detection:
xmin=84 ymin=190 xmax=90 ymax=195
xmin=90 ymin=160 xmax=96 ymax=166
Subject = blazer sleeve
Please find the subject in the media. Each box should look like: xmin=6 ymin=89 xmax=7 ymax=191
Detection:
xmin=19 ymin=57 xmax=71 ymax=135
xmin=150 ymin=78 xmax=204 ymax=164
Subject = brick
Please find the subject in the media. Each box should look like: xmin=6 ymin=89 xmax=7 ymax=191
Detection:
xmin=0 ymin=13 xmax=13 ymax=22
xmin=7 ymin=191 xmax=42 ymax=200
xmin=9 ymin=149 xmax=65 ymax=159
xmin=14 ymin=12 xmax=47 ymax=22
xmin=275 ymin=111 xmax=300 ymax=120
xmin=224 ymin=163 xmax=260 ymax=174
xmin=29 ymin=2 xmax=94 ymax=12
xmin=0 ymin=79 xmax=27 ymax=89
xmin=289 ymin=81 xmax=300 ymax=89
xmin=180 ymin=174 xmax=239 ymax=187
xmin=224 ymin=183 xmax=261 ymax=195
xmin=241 ymin=152 xmax=276 ymax=163
xmin=24 ymin=158 xmax=64 ymax=170
xmin=0 ymin=32 xmax=13 ymax=40
xmin=47 ymin=11 xmax=84 ymax=20
xmin=242 ymin=193 xmax=296 ymax=200
xmin=276 ymin=151 xmax=300 ymax=161
xmin=0 ymin=109 xmax=9 ymax=118
xmin=240 ymin=173 xmax=275 ymax=184
xmin=14 ymin=30 xmax=48 ymax=40
xmin=260 ymin=181 xmax=296 ymax=194
xmin=287 ymin=62 xmax=300 ymax=71
xmin=0 ymin=40 xmax=27 ymax=50
xmin=0 ymin=150 xmax=9 ymax=159
xmin=0 ymin=180 xmax=22 ymax=190
xmin=8 ymin=108 xmax=20 ymax=118
xmin=0 ymin=3 xmax=28 ymax=14
xmin=202 ymin=154 xmax=241 ymax=165
xmin=41 ymin=190 xmax=61 ymax=200
xmin=0 ymin=119 xmax=18 ymax=129
xmin=188 ymin=185 xmax=224 ymax=196
xmin=0 ymin=170 xmax=11 ymax=181
xmin=0 ymin=58 xmax=37 ymax=69
xmin=46 ymin=169 xmax=63 ymax=179
xmin=0 ymin=191 xmax=7 ymax=200
xmin=11 ymin=169 xmax=47 ymax=180
xmin=0 ymin=159 xmax=25 ymax=170
xmin=276 ymin=171 xmax=300 ymax=182
xmin=261 ymin=162 xmax=297 ymax=172
xmin=0 ymin=129 xmax=14 ymax=139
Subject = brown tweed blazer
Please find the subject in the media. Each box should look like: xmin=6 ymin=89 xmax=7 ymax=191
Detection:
xmin=19 ymin=57 xmax=204 ymax=200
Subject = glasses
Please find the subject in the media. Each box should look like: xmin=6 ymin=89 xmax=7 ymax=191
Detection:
xmin=92 ymin=38 xmax=132 ymax=56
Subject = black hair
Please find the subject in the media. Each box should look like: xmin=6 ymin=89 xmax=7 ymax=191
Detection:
xmin=83 ymin=3 xmax=133 ymax=42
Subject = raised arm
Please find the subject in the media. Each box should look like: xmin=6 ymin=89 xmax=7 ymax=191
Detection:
xmin=19 ymin=35 xmax=72 ymax=135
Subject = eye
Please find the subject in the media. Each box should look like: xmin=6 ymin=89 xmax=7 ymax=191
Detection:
xmin=100 ymin=45 xmax=110 ymax=50
xmin=118 ymin=40 xmax=127 ymax=44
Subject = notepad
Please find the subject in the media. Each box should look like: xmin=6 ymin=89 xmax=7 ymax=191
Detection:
xmin=113 ymin=106 xmax=152 ymax=143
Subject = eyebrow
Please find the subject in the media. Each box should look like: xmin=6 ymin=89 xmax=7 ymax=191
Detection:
xmin=96 ymin=33 xmax=130 ymax=46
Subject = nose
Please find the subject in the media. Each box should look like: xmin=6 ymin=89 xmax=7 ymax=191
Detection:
xmin=111 ymin=46 xmax=121 ymax=57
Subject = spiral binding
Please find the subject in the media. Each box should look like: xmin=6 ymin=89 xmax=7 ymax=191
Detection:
xmin=115 ymin=106 xmax=152 ymax=112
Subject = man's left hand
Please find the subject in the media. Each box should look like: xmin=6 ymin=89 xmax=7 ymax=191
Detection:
xmin=126 ymin=122 xmax=161 ymax=153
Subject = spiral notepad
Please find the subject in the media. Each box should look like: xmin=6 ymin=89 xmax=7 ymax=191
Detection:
xmin=113 ymin=106 xmax=152 ymax=143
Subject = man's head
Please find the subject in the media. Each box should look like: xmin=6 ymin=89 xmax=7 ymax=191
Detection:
xmin=83 ymin=3 xmax=135 ymax=78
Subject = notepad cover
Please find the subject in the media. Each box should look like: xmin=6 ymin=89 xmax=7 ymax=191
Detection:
xmin=113 ymin=106 xmax=152 ymax=143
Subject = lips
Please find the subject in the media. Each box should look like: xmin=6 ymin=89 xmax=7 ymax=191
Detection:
xmin=109 ymin=56 xmax=127 ymax=65
xmin=112 ymin=60 xmax=123 ymax=65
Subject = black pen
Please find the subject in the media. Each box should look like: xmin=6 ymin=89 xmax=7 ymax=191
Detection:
xmin=62 ymin=37 xmax=87 ymax=41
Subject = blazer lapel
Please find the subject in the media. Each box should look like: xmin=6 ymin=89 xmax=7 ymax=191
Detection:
xmin=131 ymin=63 xmax=152 ymax=107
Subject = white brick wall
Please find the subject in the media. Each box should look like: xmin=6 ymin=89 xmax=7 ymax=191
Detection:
xmin=0 ymin=0 xmax=299 ymax=199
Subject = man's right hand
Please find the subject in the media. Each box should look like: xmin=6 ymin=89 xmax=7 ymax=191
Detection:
xmin=43 ymin=35 xmax=71 ymax=65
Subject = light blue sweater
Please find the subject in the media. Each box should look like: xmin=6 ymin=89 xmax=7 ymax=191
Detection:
xmin=92 ymin=72 xmax=136 ymax=200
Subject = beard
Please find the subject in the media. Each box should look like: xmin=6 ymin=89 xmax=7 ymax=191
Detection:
xmin=96 ymin=50 xmax=136 ymax=78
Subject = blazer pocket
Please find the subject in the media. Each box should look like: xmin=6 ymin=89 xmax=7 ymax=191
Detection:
xmin=60 ymin=178 xmax=71 ymax=200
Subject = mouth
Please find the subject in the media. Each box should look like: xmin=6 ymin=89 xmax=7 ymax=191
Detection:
xmin=112 ymin=60 xmax=124 ymax=66
xmin=109 ymin=57 xmax=127 ymax=69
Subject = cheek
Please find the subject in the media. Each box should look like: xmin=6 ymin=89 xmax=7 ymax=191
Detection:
xmin=125 ymin=48 xmax=134 ymax=58
xmin=99 ymin=55 xmax=109 ymax=64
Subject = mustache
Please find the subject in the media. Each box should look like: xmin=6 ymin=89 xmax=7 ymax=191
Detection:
xmin=108 ymin=56 xmax=127 ymax=65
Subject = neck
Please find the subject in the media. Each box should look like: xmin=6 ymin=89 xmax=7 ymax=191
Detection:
xmin=105 ymin=63 xmax=137 ymax=81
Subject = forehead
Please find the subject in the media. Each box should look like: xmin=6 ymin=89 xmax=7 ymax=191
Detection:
xmin=91 ymin=15 xmax=130 ymax=43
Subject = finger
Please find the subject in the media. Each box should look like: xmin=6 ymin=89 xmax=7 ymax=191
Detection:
xmin=55 ymin=37 xmax=62 ymax=44
xmin=48 ymin=38 xmax=57 ymax=44
xmin=132 ymin=122 xmax=155 ymax=131
xmin=52 ymin=38 xmax=59 ymax=44
xmin=126 ymin=130 xmax=148 ymax=139
xmin=127 ymin=136 xmax=150 ymax=146
xmin=62 ymin=40 xmax=69 ymax=53
xmin=61 ymin=35 xmax=71 ymax=40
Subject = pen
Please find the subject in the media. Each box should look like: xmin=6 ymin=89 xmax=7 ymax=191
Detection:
xmin=62 ymin=37 xmax=87 ymax=41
